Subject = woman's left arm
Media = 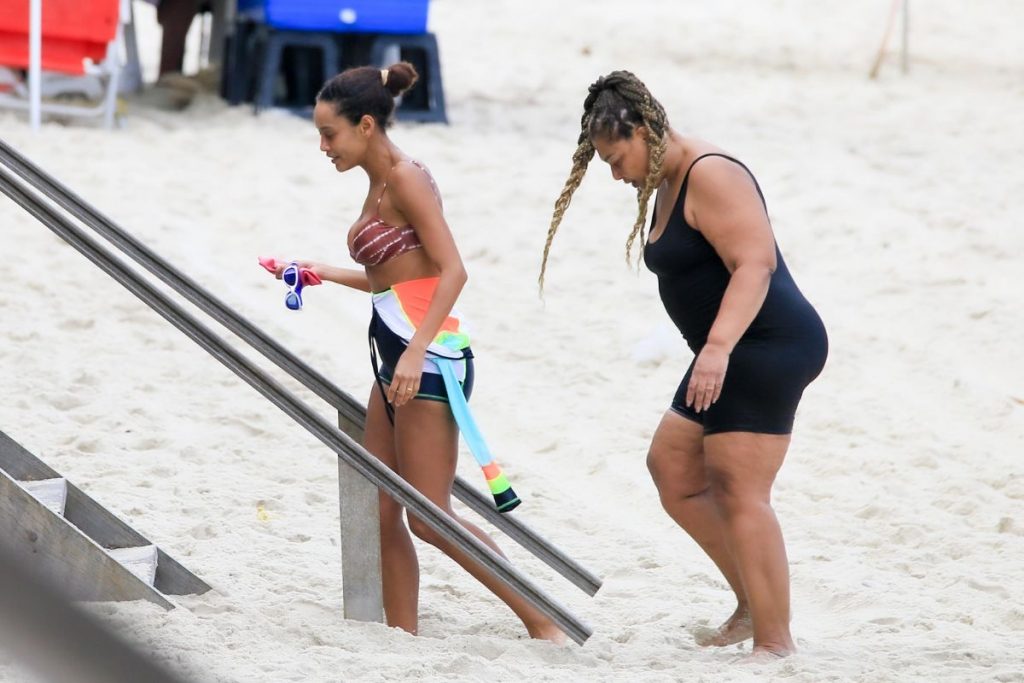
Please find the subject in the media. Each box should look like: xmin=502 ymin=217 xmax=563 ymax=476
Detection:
xmin=686 ymin=160 xmax=778 ymax=412
xmin=386 ymin=163 xmax=467 ymax=404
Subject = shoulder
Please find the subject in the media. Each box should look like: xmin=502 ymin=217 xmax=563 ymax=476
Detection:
xmin=687 ymin=154 xmax=756 ymax=201
xmin=388 ymin=160 xmax=435 ymax=195
xmin=685 ymin=156 xmax=765 ymax=228
xmin=388 ymin=160 xmax=443 ymax=217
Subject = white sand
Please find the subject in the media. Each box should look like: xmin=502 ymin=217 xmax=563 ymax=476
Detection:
xmin=2 ymin=1 xmax=1023 ymax=680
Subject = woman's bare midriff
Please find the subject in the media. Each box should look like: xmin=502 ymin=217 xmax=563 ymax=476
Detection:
xmin=364 ymin=248 xmax=440 ymax=292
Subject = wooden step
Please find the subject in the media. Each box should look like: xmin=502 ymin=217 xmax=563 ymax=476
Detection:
xmin=20 ymin=477 xmax=68 ymax=516
xmin=108 ymin=545 xmax=158 ymax=587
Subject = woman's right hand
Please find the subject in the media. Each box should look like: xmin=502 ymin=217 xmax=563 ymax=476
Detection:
xmin=263 ymin=259 xmax=367 ymax=291
xmin=686 ymin=342 xmax=730 ymax=413
xmin=271 ymin=258 xmax=319 ymax=280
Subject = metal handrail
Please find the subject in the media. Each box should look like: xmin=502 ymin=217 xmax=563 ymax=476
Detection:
xmin=0 ymin=163 xmax=593 ymax=644
xmin=0 ymin=138 xmax=601 ymax=598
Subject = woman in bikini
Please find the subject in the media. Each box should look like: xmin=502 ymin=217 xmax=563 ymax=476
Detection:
xmin=271 ymin=62 xmax=562 ymax=643
xmin=540 ymin=71 xmax=828 ymax=658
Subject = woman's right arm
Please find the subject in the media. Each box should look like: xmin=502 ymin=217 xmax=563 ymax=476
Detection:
xmin=310 ymin=264 xmax=371 ymax=292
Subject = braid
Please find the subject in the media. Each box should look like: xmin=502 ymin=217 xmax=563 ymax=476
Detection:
xmin=611 ymin=73 xmax=669 ymax=264
xmin=540 ymin=70 xmax=670 ymax=291
xmin=538 ymin=92 xmax=600 ymax=293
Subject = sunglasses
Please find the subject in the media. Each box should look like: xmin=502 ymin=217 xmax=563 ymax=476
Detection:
xmin=283 ymin=263 xmax=306 ymax=310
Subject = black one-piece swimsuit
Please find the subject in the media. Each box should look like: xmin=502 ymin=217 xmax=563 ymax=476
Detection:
xmin=643 ymin=153 xmax=828 ymax=435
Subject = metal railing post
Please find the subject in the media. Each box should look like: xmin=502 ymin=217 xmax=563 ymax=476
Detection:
xmin=337 ymin=411 xmax=383 ymax=622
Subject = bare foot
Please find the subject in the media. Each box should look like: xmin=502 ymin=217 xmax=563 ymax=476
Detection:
xmin=527 ymin=621 xmax=568 ymax=646
xmin=693 ymin=605 xmax=753 ymax=647
xmin=740 ymin=644 xmax=794 ymax=662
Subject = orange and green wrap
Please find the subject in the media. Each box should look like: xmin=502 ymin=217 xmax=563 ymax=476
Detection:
xmin=434 ymin=357 xmax=521 ymax=512
xmin=373 ymin=277 xmax=521 ymax=513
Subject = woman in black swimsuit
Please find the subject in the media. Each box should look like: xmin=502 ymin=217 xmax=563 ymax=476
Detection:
xmin=541 ymin=71 xmax=827 ymax=658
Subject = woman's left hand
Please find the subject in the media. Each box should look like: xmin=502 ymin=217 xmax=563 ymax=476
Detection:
xmin=388 ymin=347 xmax=426 ymax=407
xmin=686 ymin=342 xmax=730 ymax=413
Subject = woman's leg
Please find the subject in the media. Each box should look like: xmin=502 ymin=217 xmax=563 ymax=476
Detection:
xmin=704 ymin=432 xmax=795 ymax=656
xmin=363 ymin=385 xmax=420 ymax=633
xmin=646 ymin=410 xmax=751 ymax=645
xmin=392 ymin=398 xmax=564 ymax=643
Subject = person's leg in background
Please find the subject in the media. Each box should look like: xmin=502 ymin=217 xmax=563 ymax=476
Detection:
xmin=134 ymin=0 xmax=213 ymax=110
xmin=156 ymin=0 xmax=202 ymax=77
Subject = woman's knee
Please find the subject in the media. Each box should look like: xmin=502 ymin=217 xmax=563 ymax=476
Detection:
xmin=647 ymin=445 xmax=707 ymax=501
xmin=379 ymin=495 xmax=405 ymax=530
xmin=646 ymin=443 xmax=673 ymax=483
xmin=407 ymin=513 xmax=448 ymax=547
xmin=706 ymin=467 xmax=769 ymax=518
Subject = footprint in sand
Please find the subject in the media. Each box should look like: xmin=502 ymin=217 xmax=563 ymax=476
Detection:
xmin=72 ymin=371 xmax=101 ymax=387
xmin=57 ymin=318 xmax=96 ymax=331
xmin=303 ymin=491 xmax=327 ymax=505
xmin=74 ymin=437 xmax=102 ymax=454
xmin=131 ymin=437 xmax=168 ymax=451
xmin=997 ymin=517 xmax=1022 ymax=535
xmin=218 ymin=415 xmax=269 ymax=437
xmin=967 ymin=578 xmax=1010 ymax=599
xmin=187 ymin=598 xmax=236 ymax=615
xmin=867 ymin=615 xmax=901 ymax=625
xmin=7 ymin=330 xmax=40 ymax=343
xmin=188 ymin=523 xmax=218 ymax=540
xmin=48 ymin=392 xmax=89 ymax=411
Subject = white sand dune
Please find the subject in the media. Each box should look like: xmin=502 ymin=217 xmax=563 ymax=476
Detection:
xmin=2 ymin=1 xmax=1022 ymax=681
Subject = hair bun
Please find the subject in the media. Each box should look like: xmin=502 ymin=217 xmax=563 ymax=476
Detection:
xmin=384 ymin=61 xmax=419 ymax=97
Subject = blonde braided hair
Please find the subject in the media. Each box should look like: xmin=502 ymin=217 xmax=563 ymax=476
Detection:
xmin=539 ymin=71 xmax=670 ymax=292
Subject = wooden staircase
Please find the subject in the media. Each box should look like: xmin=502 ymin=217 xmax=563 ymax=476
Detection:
xmin=0 ymin=430 xmax=210 ymax=608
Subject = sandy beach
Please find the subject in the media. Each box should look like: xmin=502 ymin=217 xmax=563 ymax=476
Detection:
xmin=2 ymin=0 xmax=1023 ymax=680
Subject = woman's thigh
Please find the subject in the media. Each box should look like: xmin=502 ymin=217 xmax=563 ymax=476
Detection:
xmin=648 ymin=409 xmax=709 ymax=495
xmin=703 ymin=432 xmax=791 ymax=502
xmin=364 ymin=384 xmax=403 ymax=524
xmin=392 ymin=399 xmax=460 ymax=505
xmin=364 ymin=383 xmax=397 ymax=468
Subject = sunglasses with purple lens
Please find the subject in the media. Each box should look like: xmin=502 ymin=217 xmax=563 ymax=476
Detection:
xmin=282 ymin=263 xmax=305 ymax=310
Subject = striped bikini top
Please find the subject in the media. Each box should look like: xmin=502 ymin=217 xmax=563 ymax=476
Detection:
xmin=348 ymin=160 xmax=440 ymax=267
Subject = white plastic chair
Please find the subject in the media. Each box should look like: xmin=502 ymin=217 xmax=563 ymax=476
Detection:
xmin=0 ymin=0 xmax=132 ymax=129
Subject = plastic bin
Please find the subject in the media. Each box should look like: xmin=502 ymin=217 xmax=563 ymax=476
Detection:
xmin=0 ymin=0 xmax=118 ymax=74
xmin=237 ymin=0 xmax=429 ymax=34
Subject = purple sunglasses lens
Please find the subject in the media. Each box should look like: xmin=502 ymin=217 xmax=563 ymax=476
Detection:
xmin=285 ymin=291 xmax=302 ymax=310
xmin=283 ymin=266 xmax=299 ymax=288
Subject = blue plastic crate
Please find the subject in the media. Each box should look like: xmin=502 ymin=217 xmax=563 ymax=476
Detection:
xmin=237 ymin=0 xmax=429 ymax=34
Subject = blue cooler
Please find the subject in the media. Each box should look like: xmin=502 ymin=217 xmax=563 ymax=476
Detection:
xmin=236 ymin=0 xmax=430 ymax=34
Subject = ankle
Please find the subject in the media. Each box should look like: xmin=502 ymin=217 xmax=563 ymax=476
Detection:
xmin=753 ymin=638 xmax=795 ymax=655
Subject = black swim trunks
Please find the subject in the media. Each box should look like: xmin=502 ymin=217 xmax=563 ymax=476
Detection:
xmin=369 ymin=309 xmax=475 ymax=405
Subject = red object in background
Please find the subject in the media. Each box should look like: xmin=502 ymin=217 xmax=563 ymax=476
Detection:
xmin=0 ymin=0 xmax=119 ymax=75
